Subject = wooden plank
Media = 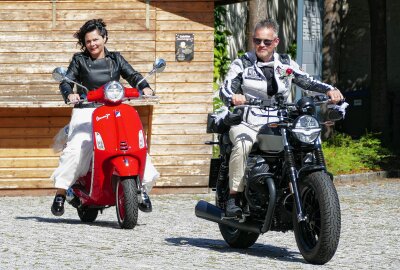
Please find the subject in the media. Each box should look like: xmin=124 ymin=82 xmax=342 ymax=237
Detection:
xmin=0 ymin=148 xmax=57 ymax=158
xmin=0 ymin=2 xmax=51 ymax=10
xmin=0 ymin=138 xmax=55 ymax=148
xmin=151 ymin=155 xmax=210 ymax=166
xmin=158 ymin=52 xmax=213 ymax=62
xmin=151 ymin=134 xmax=211 ymax=145
xmin=0 ymin=41 xmax=155 ymax=53
xmin=0 ymin=168 xmax=53 ymax=178
xmin=0 ymin=52 xmax=155 ymax=64
xmin=0 ymin=179 xmax=54 ymax=189
xmin=154 ymin=82 xmax=213 ymax=93
xmin=0 ymin=127 xmax=62 ymax=139
xmin=0 ymin=62 xmax=153 ymax=74
xmin=155 ymin=175 xmax=208 ymax=187
xmin=0 ymin=157 xmax=59 ymax=168
xmin=155 ymin=73 xmax=213 ymax=83
xmin=155 ymin=1 xmax=213 ymax=13
xmin=0 ymin=117 xmax=70 ymax=128
xmin=152 ymin=114 xmax=208 ymax=125
xmin=0 ymin=20 xmax=155 ymax=32
xmin=152 ymin=62 xmax=213 ymax=73
xmin=158 ymin=165 xmax=209 ymax=176
xmin=0 ymin=107 xmax=71 ymax=117
xmin=152 ymin=124 xmax=208 ymax=135
xmin=57 ymin=10 xmax=155 ymax=21
xmin=153 ymin=93 xmax=213 ymax=104
xmin=156 ymin=21 xmax=213 ymax=31
xmin=57 ymin=2 xmax=150 ymax=10
xmin=156 ymin=11 xmax=213 ymax=23
xmin=0 ymin=31 xmax=155 ymax=42
xmin=152 ymin=103 xmax=212 ymax=114
xmin=149 ymin=145 xmax=211 ymax=155
xmin=0 ymin=10 xmax=51 ymax=20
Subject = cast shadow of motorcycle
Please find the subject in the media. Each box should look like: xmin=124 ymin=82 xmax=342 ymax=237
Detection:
xmin=165 ymin=236 xmax=303 ymax=262
xmin=196 ymin=94 xmax=348 ymax=265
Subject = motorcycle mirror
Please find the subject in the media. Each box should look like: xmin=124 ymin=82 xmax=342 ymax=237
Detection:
xmin=153 ymin=58 xmax=166 ymax=73
xmin=52 ymin=67 xmax=67 ymax=82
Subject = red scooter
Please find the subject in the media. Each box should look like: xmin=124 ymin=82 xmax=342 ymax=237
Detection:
xmin=52 ymin=59 xmax=166 ymax=229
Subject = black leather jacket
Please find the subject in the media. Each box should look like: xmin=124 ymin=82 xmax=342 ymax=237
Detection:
xmin=60 ymin=48 xmax=150 ymax=104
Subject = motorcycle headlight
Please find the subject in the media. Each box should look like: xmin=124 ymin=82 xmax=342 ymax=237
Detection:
xmin=291 ymin=115 xmax=321 ymax=144
xmin=104 ymin=81 xmax=124 ymax=103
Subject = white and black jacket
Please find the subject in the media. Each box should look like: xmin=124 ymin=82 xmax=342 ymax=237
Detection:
xmin=219 ymin=51 xmax=333 ymax=106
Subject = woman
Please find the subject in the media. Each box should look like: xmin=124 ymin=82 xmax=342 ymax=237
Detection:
xmin=51 ymin=19 xmax=155 ymax=216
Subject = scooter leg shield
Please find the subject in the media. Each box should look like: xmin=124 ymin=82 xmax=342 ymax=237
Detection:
xmin=110 ymin=156 xmax=140 ymax=177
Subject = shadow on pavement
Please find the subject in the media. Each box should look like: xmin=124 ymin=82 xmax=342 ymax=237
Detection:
xmin=165 ymin=237 xmax=303 ymax=263
xmin=15 ymin=216 xmax=124 ymax=229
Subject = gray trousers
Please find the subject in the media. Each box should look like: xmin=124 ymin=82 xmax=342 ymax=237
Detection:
xmin=228 ymin=123 xmax=261 ymax=192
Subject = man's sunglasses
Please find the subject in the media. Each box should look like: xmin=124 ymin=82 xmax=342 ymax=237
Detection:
xmin=253 ymin=38 xmax=277 ymax=46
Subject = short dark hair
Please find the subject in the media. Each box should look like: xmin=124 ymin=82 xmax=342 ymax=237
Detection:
xmin=73 ymin=18 xmax=108 ymax=51
xmin=253 ymin=18 xmax=279 ymax=37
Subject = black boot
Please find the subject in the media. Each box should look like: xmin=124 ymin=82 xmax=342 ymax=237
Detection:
xmin=51 ymin=194 xmax=66 ymax=216
xmin=139 ymin=190 xmax=152 ymax=213
xmin=225 ymin=194 xmax=242 ymax=217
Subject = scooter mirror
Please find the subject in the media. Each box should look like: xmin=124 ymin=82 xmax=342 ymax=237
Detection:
xmin=153 ymin=58 xmax=166 ymax=73
xmin=52 ymin=67 xmax=67 ymax=82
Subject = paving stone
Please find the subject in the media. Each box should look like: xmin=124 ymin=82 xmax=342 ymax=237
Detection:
xmin=0 ymin=180 xmax=399 ymax=269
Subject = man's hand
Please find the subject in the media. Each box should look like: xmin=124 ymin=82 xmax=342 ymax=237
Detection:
xmin=67 ymin=93 xmax=81 ymax=104
xmin=231 ymin=94 xmax=246 ymax=105
xmin=142 ymin=87 xmax=154 ymax=96
xmin=326 ymin=88 xmax=344 ymax=104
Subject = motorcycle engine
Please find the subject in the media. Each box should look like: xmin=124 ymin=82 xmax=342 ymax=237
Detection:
xmin=244 ymin=156 xmax=271 ymax=213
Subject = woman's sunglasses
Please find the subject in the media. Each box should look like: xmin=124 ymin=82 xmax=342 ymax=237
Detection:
xmin=253 ymin=38 xmax=277 ymax=46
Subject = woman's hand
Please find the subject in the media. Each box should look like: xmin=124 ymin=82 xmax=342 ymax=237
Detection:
xmin=231 ymin=94 xmax=246 ymax=105
xmin=326 ymin=88 xmax=344 ymax=104
xmin=142 ymin=87 xmax=154 ymax=96
xmin=67 ymin=93 xmax=81 ymax=104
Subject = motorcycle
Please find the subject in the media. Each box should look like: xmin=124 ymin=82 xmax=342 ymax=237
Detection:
xmin=196 ymin=93 xmax=346 ymax=264
xmin=51 ymin=58 xmax=166 ymax=229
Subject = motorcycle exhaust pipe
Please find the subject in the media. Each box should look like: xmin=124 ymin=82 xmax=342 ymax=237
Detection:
xmin=195 ymin=200 xmax=261 ymax=234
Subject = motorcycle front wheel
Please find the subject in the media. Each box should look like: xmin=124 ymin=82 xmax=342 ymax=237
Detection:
xmin=116 ymin=178 xmax=138 ymax=229
xmin=293 ymin=171 xmax=341 ymax=264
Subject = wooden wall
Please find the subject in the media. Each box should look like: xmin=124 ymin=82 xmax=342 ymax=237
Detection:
xmin=0 ymin=0 xmax=214 ymax=194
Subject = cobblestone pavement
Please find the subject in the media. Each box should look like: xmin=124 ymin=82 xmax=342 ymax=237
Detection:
xmin=0 ymin=180 xmax=399 ymax=269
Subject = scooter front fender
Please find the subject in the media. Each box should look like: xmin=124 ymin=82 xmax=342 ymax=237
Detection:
xmin=109 ymin=156 xmax=140 ymax=177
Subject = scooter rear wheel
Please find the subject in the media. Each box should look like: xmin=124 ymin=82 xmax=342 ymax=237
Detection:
xmin=116 ymin=178 xmax=138 ymax=229
xmin=77 ymin=207 xmax=98 ymax=222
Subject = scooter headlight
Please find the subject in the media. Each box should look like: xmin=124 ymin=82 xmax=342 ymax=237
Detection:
xmin=291 ymin=115 xmax=321 ymax=144
xmin=104 ymin=81 xmax=124 ymax=103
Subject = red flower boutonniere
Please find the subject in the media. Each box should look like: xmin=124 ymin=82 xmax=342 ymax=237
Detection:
xmin=277 ymin=66 xmax=294 ymax=80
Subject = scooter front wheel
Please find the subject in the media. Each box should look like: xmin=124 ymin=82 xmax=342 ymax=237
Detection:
xmin=116 ymin=178 xmax=139 ymax=229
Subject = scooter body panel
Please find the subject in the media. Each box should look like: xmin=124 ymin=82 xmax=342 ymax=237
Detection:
xmin=75 ymin=103 xmax=147 ymax=207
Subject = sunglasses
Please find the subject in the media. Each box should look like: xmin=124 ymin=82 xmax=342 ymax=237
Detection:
xmin=253 ymin=38 xmax=277 ymax=46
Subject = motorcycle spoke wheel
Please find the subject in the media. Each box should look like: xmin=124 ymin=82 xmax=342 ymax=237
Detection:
xmin=293 ymin=171 xmax=341 ymax=265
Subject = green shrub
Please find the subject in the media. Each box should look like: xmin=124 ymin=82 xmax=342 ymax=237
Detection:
xmin=323 ymin=132 xmax=391 ymax=175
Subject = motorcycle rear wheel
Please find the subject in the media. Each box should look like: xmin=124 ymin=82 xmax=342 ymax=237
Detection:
xmin=116 ymin=178 xmax=138 ymax=229
xmin=293 ymin=171 xmax=341 ymax=264
xmin=216 ymin=197 xmax=259 ymax=248
xmin=77 ymin=207 xmax=98 ymax=222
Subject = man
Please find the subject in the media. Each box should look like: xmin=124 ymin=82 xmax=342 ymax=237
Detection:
xmin=219 ymin=18 xmax=343 ymax=217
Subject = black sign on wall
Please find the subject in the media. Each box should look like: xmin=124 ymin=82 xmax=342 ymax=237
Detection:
xmin=175 ymin=33 xmax=194 ymax=62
